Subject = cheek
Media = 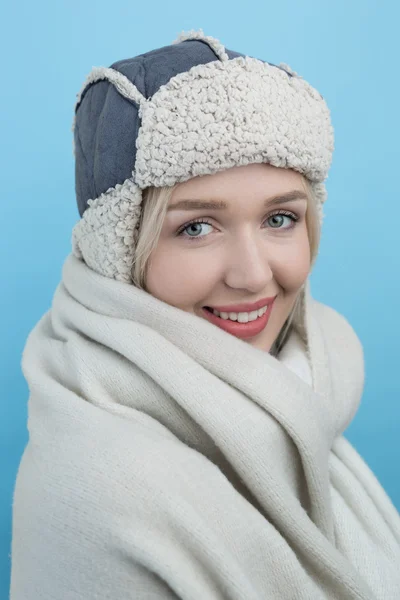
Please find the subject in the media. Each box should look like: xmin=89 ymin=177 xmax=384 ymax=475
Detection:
xmin=271 ymin=232 xmax=311 ymax=291
xmin=145 ymin=246 xmax=219 ymax=308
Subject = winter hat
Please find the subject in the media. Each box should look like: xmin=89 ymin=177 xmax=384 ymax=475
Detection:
xmin=71 ymin=29 xmax=334 ymax=283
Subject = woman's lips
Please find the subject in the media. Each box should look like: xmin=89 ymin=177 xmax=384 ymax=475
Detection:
xmin=201 ymin=298 xmax=275 ymax=339
xmin=206 ymin=296 xmax=277 ymax=313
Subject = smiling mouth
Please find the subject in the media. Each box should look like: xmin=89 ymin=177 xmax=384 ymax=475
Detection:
xmin=200 ymin=299 xmax=275 ymax=340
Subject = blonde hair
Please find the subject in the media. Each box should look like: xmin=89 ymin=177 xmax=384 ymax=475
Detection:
xmin=131 ymin=173 xmax=321 ymax=356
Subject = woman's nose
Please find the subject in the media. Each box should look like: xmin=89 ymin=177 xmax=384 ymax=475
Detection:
xmin=223 ymin=241 xmax=274 ymax=292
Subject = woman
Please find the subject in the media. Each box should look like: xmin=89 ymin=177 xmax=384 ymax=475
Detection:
xmin=10 ymin=29 xmax=400 ymax=599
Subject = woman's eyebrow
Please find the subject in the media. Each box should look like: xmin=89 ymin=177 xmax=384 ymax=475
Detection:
xmin=167 ymin=190 xmax=308 ymax=212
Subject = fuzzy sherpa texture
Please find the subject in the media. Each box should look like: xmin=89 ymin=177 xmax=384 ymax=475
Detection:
xmin=134 ymin=56 xmax=334 ymax=188
xmin=71 ymin=30 xmax=332 ymax=283
xmin=10 ymin=253 xmax=400 ymax=599
xmin=71 ymin=177 xmax=142 ymax=282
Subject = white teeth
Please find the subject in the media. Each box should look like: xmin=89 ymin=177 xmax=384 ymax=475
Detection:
xmin=211 ymin=305 xmax=268 ymax=322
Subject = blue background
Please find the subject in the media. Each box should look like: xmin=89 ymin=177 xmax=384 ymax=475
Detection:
xmin=2 ymin=0 xmax=399 ymax=596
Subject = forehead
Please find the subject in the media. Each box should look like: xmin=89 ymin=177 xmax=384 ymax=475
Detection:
xmin=168 ymin=164 xmax=307 ymax=211
xmin=172 ymin=163 xmax=305 ymax=196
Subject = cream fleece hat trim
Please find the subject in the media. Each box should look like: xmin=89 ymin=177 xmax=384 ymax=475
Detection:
xmin=72 ymin=29 xmax=334 ymax=283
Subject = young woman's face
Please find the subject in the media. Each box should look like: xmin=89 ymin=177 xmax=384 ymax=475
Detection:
xmin=145 ymin=163 xmax=311 ymax=352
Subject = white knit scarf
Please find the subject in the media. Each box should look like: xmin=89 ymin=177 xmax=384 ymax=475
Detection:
xmin=10 ymin=253 xmax=400 ymax=600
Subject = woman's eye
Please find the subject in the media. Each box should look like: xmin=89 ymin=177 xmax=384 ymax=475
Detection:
xmin=177 ymin=212 xmax=298 ymax=241
xmin=176 ymin=220 xmax=214 ymax=240
xmin=267 ymin=214 xmax=294 ymax=229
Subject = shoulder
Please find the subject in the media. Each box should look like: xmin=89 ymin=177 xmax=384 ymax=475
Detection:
xmin=13 ymin=410 xmax=230 ymax=595
xmin=311 ymin=298 xmax=365 ymax=398
xmin=42 ymin=409 xmax=232 ymax=528
xmin=312 ymin=298 xmax=364 ymax=357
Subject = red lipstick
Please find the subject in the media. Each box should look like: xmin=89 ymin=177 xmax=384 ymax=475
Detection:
xmin=202 ymin=296 xmax=276 ymax=339
xmin=205 ymin=296 xmax=276 ymax=313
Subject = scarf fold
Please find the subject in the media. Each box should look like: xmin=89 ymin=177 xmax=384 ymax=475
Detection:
xmin=10 ymin=253 xmax=400 ymax=600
